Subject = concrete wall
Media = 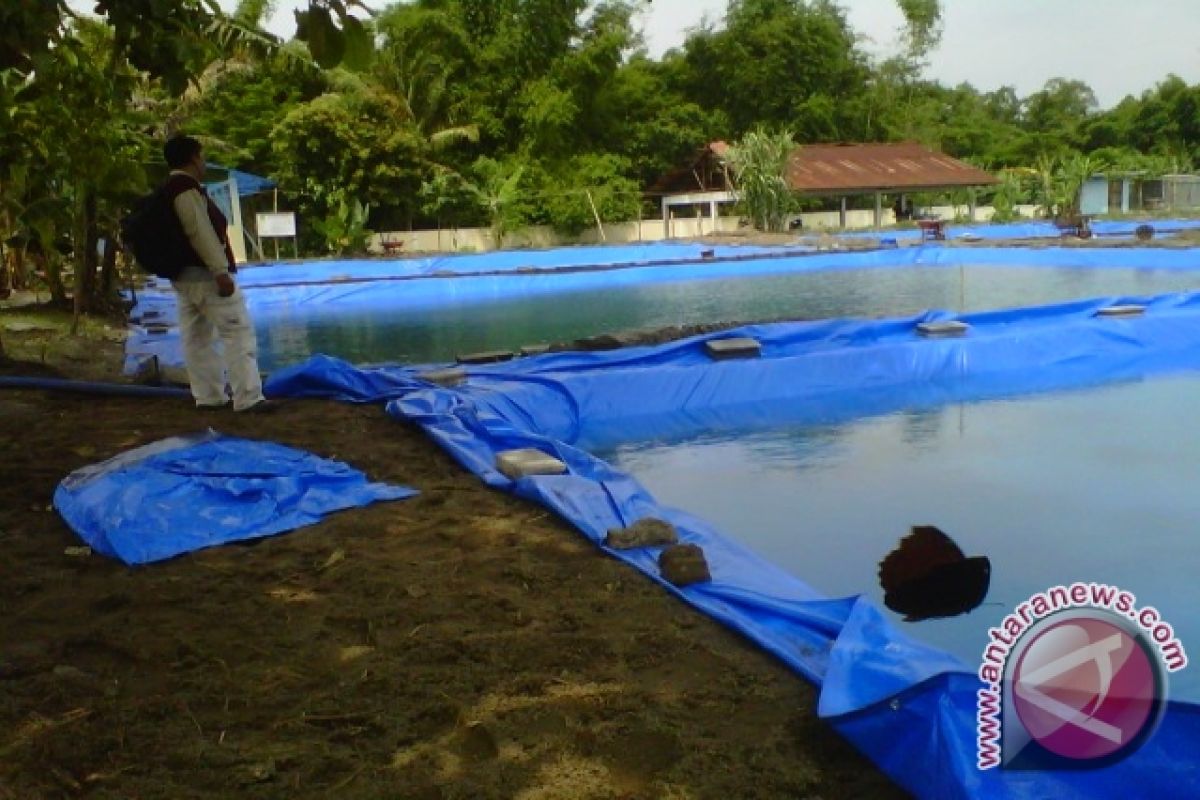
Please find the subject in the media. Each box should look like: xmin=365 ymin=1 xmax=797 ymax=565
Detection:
xmin=371 ymin=204 xmax=1043 ymax=254
xmin=1080 ymin=177 xmax=1110 ymax=216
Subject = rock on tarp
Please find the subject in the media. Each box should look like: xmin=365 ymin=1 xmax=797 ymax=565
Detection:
xmin=53 ymin=431 xmax=416 ymax=565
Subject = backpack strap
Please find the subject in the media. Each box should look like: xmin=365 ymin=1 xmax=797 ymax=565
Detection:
xmin=162 ymin=174 xmax=237 ymax=272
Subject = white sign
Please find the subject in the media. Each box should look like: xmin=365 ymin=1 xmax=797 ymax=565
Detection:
xmin=256 ymin=212 xmax=296 ymax=238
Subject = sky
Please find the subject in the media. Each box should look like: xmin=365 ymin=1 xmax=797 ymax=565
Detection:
xmin=227 ymin=1 xmax=1198 ymax=109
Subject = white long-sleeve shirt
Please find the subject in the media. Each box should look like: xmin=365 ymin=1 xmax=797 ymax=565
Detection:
xmin=170 ymin=169 xmax=230 ymax=281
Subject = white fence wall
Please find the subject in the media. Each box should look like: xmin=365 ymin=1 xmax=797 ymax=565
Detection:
xmin=372 ymin=204 xmax=1044 ymax=254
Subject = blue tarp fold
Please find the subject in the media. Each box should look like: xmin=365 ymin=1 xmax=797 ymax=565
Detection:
xmin=263 ymin=290 xmax=1200 ymax=798
xmin=54 ymin=431 xmax=416 ymax=564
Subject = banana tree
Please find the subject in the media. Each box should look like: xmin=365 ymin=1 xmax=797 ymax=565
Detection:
xmin=725 ymin=128 xmax=797 ymax=233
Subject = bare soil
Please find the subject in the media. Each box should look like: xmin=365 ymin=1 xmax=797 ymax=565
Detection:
xmin=0 ymin=320 xmax=907 ymax=799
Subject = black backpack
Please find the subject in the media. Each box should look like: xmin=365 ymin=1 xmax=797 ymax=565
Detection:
xmin=119 ymin=186 xmax=194 ymax=280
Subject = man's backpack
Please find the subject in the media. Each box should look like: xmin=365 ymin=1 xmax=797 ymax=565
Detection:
xmin=119 ymin=187 xmax=192 ymax=280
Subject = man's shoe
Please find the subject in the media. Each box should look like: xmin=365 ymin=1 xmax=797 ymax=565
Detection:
xmin=238 ymin=398 xmax=282 ymax=414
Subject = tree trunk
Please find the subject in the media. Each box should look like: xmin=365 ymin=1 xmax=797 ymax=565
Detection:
xmin=71 ymin=190 xmax=99 ymax=334
xmin=99 ymin=234 xmax=119 ymax=300
xmin=42 ymin=253 xmax=67 ymax=305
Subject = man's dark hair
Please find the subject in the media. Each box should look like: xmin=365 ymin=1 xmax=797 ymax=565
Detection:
xmin=164 ymin=135 xmax=202 ymax=169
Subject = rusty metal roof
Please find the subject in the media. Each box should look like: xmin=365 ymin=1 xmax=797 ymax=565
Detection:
xmin=785 ymin=142 xmax=996 ymax=194
xmin=649 ymin=141 xmax=996 ymax=197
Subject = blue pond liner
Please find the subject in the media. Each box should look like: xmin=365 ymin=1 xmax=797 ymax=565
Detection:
xmin=53 ymin=431 xmax=417 ymax=565
xmin=123 ymin=244 xmax=1200 ymax=376
xmin=264 ymin=290 xmax=1200 ymax=799
xmin=842 ymin=218 xmax=1200 ymax=241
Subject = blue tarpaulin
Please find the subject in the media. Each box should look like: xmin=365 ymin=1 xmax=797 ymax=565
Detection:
xmin=843 ymin=218 xmax=1200 ymax=241
xmin=123 ymin=243 xmax=1200 ymax=376
xmin=204 ymin=164 xmax=277 ymax=197
xmin=263 ymin=290 xmax=1200 ymax=799
xmin=54 ymin=432 xmax=416 ymax=565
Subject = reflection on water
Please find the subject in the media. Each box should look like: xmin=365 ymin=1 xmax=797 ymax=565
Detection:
xmin=253 ymin=264 xmax=1200 ymax=369
xmin=599 ymin=374 xmax=1200 ymax=699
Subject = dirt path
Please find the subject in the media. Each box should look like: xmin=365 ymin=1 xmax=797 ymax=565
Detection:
xmin=0 ymin=341 xmax=906 ymax=798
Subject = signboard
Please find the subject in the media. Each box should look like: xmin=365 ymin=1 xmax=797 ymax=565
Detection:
xmin=255 ymin=212 xmax=297 ymax=238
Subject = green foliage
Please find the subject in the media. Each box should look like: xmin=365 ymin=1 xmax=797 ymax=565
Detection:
xmin=725 ymin=128 xmax=796 ymax=233
xmin=537 ymin=154 xmax=643 ymax=235
xmin=988 ymin=170 xmax=1032 ymax=223
xmin=0 ymin=0 xmax=65 ymax=72
xmin=4 ymin=0 xmax=1200 ymax=283
xmin=895 ymin=0 xmax=942 ymax=59
xmin=294 ymin=1 xmax=376 ymax=70
xmin=310 ymin=193 xmax=372 ymax=254
xmin=418 ymin=169 xmax=481 ymax=226
xmin=1032 ymin=153 xmax=1108 ymax=220
xmin=463 ymin=157 xmax=533 ymax=246
xmin=677 ymin=0 xmax=869 ymax=139
xmin=270 ymin=87 xmax=426 ymax=229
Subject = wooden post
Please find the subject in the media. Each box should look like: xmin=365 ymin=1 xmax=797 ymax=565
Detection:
xmin=586 ymin=190 xmax=606 ymax=242
xmin=968 ymin=189 xmax=977 ymax=222
xmin=272 ymin=189 xmax=280 ymax=261
xmin=874 ymin=191 xmax=882 ymax=230
xmin=840 ymin=196 xmax=847 ymax=229
xmin=662 ymin=197 xmax=670 ymax=239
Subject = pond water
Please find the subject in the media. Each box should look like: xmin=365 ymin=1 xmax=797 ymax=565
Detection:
xmin=251 ymin=263 xmax=1200 ymax=369
xmin=597 ymin=373 xmax=1200 ymax=699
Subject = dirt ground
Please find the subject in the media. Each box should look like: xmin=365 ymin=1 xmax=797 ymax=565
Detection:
xmin=0 ymin=319 xmax=908 ymax=799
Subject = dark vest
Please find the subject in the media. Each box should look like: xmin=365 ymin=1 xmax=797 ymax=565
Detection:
xmin=164 ymin=173 xmax=237 ymax=272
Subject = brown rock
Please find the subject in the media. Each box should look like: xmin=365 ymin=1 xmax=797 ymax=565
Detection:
xmin=658 ymin=544 xmax=712 ymax=587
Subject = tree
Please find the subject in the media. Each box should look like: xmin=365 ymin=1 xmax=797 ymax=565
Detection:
xmin=591 ymin=56 xmax=721 ymax=187
xmin=1022 ymin=78 xmax=1098 ymax=153
xmin=461 ymin=157 xmax=533 ymax=247
xmin=270 ymin=83 xmax=427 ymax=246
xmin=676 ymin=0 xmax=870 ymax=139
xmin=537 ymin=154 xmax=643 ymax=235
xmin=726 ymin=128 xmax=796 ymax=232
xmin=895 ymin=0 xmax=942 ymax=60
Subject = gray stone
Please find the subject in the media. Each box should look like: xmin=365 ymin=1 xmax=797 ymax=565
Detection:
xmin=658 ymin=544 xmax=712 ymax=587
xmin=495 ymin=448 xmax=567 ymax=480
xmin=605 ymin=518 xmax=679 ymax=550
xmin=916 ymin=320 xmax=970 ymax=337
xmin=571 ymin=333 xmax=627 ymax=351
xmin=456 ymin=350 xmax=514 ymax=365
xmin=519 ymin=343 xmax=551 ymax=357
xmin=704 ymin=337 xmax=761 ymax=360
xmin=417 ymin=368 xmax=467 ymax=387
xmin=1096 ymin=304 xmax=1146 ymax=317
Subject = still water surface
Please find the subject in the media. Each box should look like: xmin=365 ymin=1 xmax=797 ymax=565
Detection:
xmin=253 ymin=263 xmax=1200 ymax=369
xmin=598 ymin=375 xmax=1200 ymax=699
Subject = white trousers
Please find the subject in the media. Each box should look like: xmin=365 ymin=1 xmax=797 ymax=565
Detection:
xmin=171 ymin=279 xmax=265 ymax=411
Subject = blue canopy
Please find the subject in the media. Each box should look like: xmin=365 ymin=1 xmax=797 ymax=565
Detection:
xmin=205 ymin=163 xmax=277 ymax=197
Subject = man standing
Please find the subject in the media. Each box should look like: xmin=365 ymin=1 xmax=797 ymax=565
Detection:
xmin=162 ymin=134 xmax=275 ymax=412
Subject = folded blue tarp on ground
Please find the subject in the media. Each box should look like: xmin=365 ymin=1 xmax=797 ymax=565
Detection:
xmin=54 ymin=432 xmax=416 ymax=564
